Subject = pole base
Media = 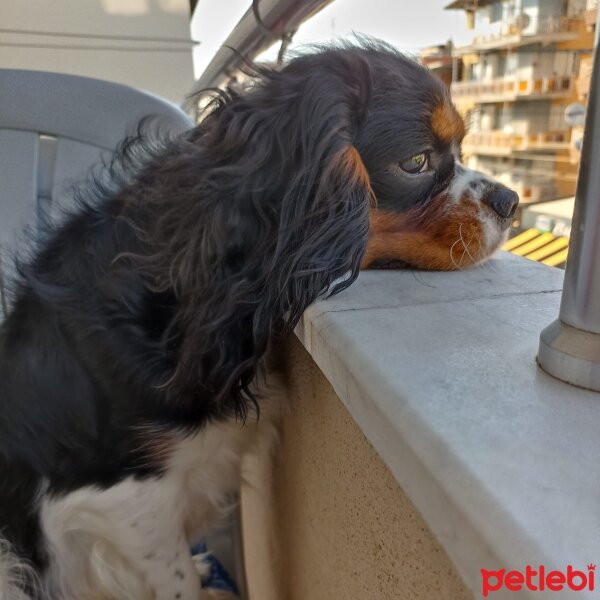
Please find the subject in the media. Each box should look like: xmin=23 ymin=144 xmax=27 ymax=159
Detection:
xmin=538 ymin=319 xmax=600 ymax=392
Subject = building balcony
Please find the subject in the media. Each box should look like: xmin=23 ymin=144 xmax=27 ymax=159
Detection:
xmin=462 ymin=130 xmax=570 ymax=156
xmin=451 ymin=74 xmax=574 ymax=104
xmin=453 ymin=15 xmax=580 ymax=53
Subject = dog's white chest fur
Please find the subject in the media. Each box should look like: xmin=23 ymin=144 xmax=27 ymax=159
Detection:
xmin=38 ymin=409 xmax=277 ymax=600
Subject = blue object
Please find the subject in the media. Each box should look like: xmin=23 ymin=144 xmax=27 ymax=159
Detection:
xmin=191 ymin=541 xmax=239 ymax=596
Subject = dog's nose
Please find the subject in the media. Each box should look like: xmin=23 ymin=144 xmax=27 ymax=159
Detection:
xmin=486 ymin=187 xmax=519 ymax=219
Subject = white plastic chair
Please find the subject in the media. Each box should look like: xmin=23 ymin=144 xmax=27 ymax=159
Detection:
xmin=0 ymin=69 xmax=193 ymax=316
xmin=0 ymin=70 xmax=245 ymax=598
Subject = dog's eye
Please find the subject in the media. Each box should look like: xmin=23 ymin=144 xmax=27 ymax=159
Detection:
xmin=400 ymin=153 xmax=429 ymax=175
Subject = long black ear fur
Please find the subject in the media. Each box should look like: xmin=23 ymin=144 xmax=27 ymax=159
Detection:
xmin=49 ymin=50 xmax=364 ymax=417
xmin=133 ymin=50 xmax=374 ymax=418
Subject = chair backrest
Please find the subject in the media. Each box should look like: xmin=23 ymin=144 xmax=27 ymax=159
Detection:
xmin=0 ymin=69 xmax=194 ymax=316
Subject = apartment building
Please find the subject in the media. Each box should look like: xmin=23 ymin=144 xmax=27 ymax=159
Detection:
xmin=420 ymin=43 xmax=457 ymax=86
xmin=445 ymin=0 xmax=594 ymax=213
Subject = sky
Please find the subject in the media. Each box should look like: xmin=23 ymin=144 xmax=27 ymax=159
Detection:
xmin=272 ymin=0 xmax=473 ymax=55
xmin=191 ymin=0 xmax=473 ymax=78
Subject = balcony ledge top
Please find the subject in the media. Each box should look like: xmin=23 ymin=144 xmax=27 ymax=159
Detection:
xmin=296 ymin=252 xmax=599 ymax=599
xmin=453 ymin=31 xmax=579 ymax=54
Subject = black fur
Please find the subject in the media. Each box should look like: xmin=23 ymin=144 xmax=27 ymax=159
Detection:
xmin=0 ymin=40 xmax=458 ymax=589
xmin=349 ymin=45 xmax=455 ymax=211
xmin=0 ymin=42 xmax=392 ymax=575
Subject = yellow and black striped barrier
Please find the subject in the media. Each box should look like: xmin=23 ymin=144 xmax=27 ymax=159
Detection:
xmin=502 ymin=229 xmax=569 ymax=267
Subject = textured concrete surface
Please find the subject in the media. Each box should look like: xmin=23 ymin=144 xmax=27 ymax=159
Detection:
xmin=241 ymin=337 xmax=472 ymax=600
xmin=293 ymin=252 xmax=600 ymax=599
xmin=242 ymin=253 xmax=600 ymax=599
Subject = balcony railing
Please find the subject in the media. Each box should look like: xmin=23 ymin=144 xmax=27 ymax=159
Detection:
xmin=451 ymin=75 xmax=574 ymax=103
xmin=455 ymin=16 xmax=580 ymax=52
xmin=463 ymin=130 xmax=570 ymax=155
xmin=495 ymin=14 xmax=578 ymax=37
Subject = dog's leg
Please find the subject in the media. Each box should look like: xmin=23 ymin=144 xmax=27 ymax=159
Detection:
xmin=141 ymin=542 xmax=241 ymax=600
xmin=40 ymin=476 xmax=204 ymax=600
xmin=139 ymin=532 xmax=202 ymax=600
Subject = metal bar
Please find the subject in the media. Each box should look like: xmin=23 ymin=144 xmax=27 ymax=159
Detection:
xmin=537 ymin=9 xmax=600 ymax=391
xmin=559 ymin=53 xmax=600 ymax=332
xmin=188 ymin=0 xmax=333 ymax=98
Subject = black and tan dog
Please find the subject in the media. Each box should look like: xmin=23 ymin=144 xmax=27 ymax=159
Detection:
xmin=0 ymin=40 xmax=517 ymax=600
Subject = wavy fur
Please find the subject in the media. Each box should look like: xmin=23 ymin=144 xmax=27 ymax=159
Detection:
xmin=0 ymin=38 xmax=518 ymax=600
xmin=0 ymin=43 xmax=376 ymax=598
xmin=0 ymin=539 xmax=36 ymax=600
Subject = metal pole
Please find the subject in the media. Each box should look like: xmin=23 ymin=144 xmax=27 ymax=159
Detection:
xmin=187 ymin=0 xmax=334 ymax=98
xmin=538 ymin=9 xmax=600 ymax=391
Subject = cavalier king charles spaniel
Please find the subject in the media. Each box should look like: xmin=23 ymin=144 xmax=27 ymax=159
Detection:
xmin=0 ymin=40 xmax=517 ymax=599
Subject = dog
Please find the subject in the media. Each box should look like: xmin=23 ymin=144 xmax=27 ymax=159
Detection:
xmin=0 ymin=40 xmax=517 ymax=600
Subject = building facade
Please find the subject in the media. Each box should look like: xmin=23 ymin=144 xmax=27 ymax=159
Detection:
xmin=0 ymin=0 xmax=195 ymax=104
xmin=445 ymin=0 xmax=594 ymax=215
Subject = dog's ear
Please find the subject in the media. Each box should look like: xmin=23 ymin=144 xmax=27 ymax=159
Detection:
xmin=148 ymin=50 xmax=374 ymax=417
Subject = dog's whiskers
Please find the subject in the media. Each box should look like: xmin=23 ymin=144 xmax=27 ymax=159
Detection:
xmin=458 ymin=223 xmax=476 ymax=267
xmin=449 ymin=237 xmax=464 ymax=270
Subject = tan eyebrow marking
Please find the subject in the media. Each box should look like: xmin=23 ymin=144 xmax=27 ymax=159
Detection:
xmin=431 ymin=101 xmax=466 ymax=145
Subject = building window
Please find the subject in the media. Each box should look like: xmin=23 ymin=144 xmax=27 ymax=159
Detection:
xmin=489 ymin=2 xmax=503 ymax=23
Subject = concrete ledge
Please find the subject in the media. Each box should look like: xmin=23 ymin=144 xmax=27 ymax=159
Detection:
xmin=294 ymin=252 xmax=600 ymax=599
xmin=241 ymin=337 xmax=472 ymax=600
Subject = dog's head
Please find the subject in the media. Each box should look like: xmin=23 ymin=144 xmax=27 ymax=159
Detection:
xmin=149 ymin=41 xmax=517 ymax=412
xmin=251 ymin=41 xmax=517 ymax=273
xmin=232 ymin=41 xmax=518 ymax=273
xmin=334 ymin=45 xmax=519 ymax=270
